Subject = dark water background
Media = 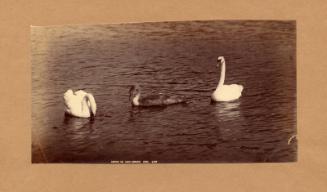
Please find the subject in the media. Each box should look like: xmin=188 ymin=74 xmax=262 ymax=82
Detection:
xmin=31 ymin=20 xmax=296 ymax=163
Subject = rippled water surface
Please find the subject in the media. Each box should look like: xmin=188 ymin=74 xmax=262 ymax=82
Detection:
xmin=32 ymin=20 xmax=296 ymax=163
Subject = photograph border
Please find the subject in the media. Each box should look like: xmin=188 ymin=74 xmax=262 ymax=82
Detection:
xmin=1 ymin=0 xmax=327 ymax=191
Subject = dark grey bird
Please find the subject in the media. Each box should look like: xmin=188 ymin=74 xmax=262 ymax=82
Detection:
xmin=129 ymin=85 xmax=186 ymax=107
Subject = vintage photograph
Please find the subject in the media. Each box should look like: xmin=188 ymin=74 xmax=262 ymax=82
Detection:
xmin=31 ymin=20 xmax=296 ymax=163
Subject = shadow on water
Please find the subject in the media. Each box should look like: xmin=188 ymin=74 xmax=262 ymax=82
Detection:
xmin=127 ymin=102 xmax=190 ymax=121
xmin=127 ymin=106 xmax=165 ymax=121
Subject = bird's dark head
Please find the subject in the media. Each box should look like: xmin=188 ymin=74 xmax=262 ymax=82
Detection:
xmin=129 ymin=84 xmax=141 ymax=101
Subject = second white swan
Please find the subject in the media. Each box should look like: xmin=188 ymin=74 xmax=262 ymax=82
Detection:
xmin=211 ymin=56 xmax=243 ymax=102
xmin=63 ymin=89 xmax=97 ymax=118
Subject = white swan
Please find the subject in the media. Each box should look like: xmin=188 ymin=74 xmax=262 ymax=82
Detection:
xmin=63 ymin=89 xmax=97 ymax=118
xmin=211 ymin=56 xmax=243 ymax=102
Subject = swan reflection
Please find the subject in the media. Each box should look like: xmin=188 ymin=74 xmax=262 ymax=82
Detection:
xmin=213 ymin=100 xmax=245 ymax=141
xmin=63 ymin=115 xmax=95 ymax=129
xmin=213 ymin=101 xmax=241 ymax=121
xmin=62 ymin=115 xmax=98 ymax=149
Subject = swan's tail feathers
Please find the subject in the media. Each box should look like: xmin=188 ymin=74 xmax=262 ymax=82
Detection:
xmin=63 ymin=89 xmax=74 ymax=101
xmin=85 ymin=93 xmax=97 ymax=117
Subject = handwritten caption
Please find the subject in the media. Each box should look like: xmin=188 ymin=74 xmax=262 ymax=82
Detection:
xmin=110 ymin=160 xmax=158 ymax=164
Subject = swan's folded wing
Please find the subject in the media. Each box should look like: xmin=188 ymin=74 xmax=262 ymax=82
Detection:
xmin=63 ymin=94 xmax=82 ymax=112
xmin=229 ymin=84 xmax=244 ymax=92
xmin=75 ymin=90 xmax=88 ymax=97
xmin=163 ymin=95 xmax=186 ymax=105
xmin=139 ymin=94 xmax=166 ymax=106
xmin=139 ymin=94 xmax=185 ymax=106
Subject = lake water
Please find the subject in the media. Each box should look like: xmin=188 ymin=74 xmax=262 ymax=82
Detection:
xmin=31 ymin=20 xmax=296 ymax=163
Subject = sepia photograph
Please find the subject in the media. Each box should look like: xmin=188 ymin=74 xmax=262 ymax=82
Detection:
xmin=31 ymin=20 xmax=296 ymax=163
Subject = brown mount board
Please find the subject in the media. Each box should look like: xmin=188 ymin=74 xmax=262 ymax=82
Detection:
xmin=1 ymin=0 xmax=327 ymax=192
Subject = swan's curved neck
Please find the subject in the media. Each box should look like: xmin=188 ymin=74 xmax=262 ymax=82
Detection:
xmin=84 ymin=94 xmax=96 ymax=117
xmin=217 ymin=60 xmax=226 ymax=88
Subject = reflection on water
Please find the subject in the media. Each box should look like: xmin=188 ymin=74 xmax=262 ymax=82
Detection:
xmin=32 ymin=20 xmax=296 ymax=163
xmin=212 ymin=101 xmax=245 ymax=144
xmin=213 ymin=101 xmax=241 ymax=121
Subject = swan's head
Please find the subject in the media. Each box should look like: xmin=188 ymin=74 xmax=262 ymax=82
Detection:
xmin=217 ymin=56 xmax=225 ymax=66
xmin=129 ymin=85 xmax=141 ymax=101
